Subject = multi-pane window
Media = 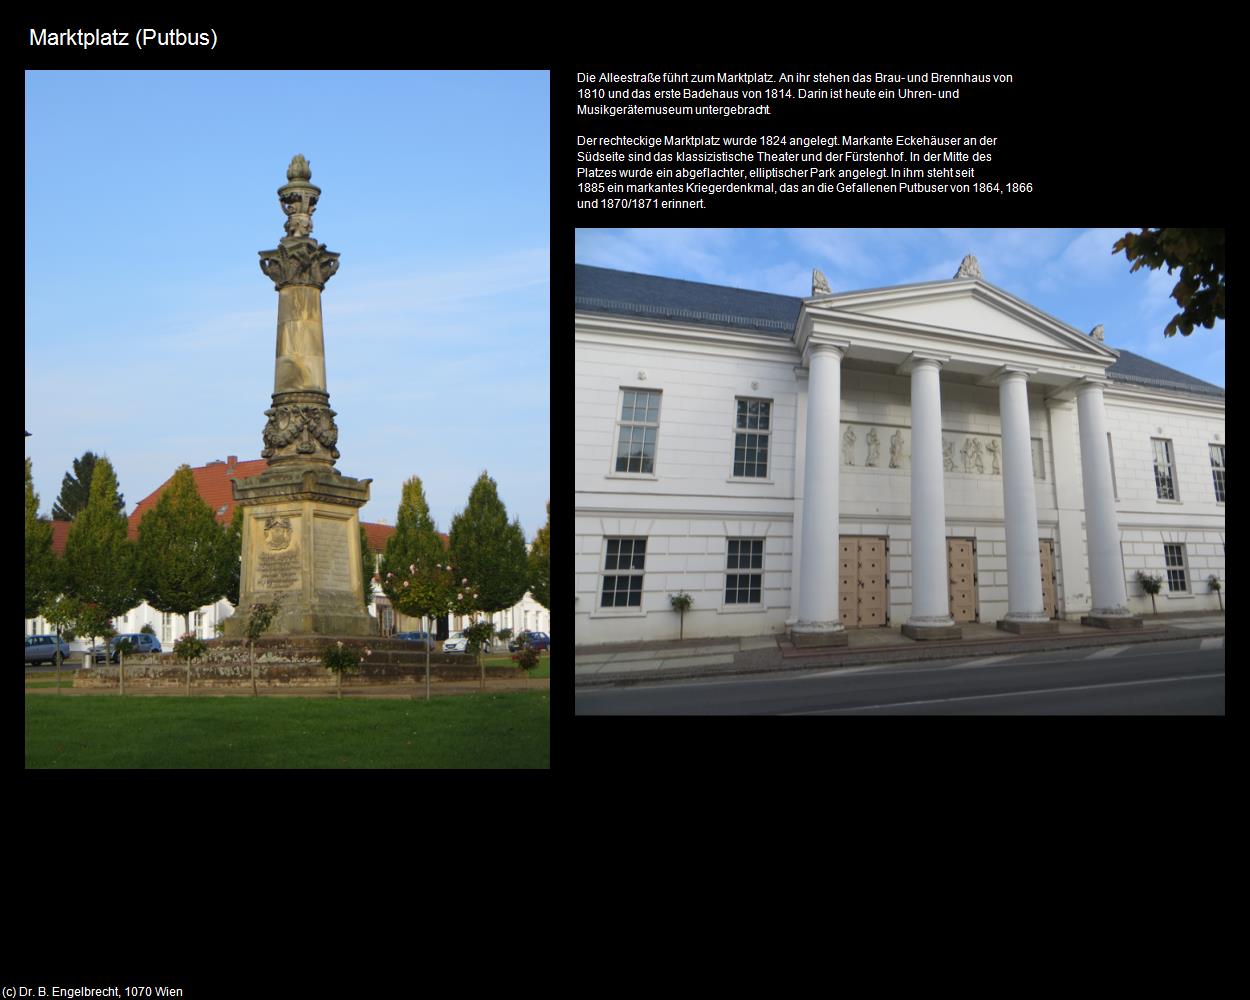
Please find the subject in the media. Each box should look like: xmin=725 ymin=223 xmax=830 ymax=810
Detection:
xmin=1210 ymin=445 xmax=1225 ymax=502
xmin=615 ymin=390 xmax=660 ymax=474
xmin=1153 ymin=438 xmax=1177 ymax=499
xmin=1164 ymin=543 xmax=1188 ymax=592
xmin=601 ymin=538 xmax=646 ymax=608
xmin=725 ymin=539 xmax=763 ymax=604
xmin=733 ymin=399 xmax=771 ymax=478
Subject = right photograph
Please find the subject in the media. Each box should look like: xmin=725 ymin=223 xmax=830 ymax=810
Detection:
xmin=574 ymin=229 xmax=1224 ymax=713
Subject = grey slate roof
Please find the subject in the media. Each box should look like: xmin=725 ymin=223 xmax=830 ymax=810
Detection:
xmin=575 ymin=263 xmax=1224 ymax=399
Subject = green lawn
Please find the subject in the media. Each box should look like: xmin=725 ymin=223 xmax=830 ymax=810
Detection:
xmin=25 ymin=678 xmax=74 ymax=689
xmin=25 ymin=692 xmax=548 ymax=768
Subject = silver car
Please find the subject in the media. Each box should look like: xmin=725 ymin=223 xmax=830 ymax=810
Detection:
xmin=24 ymin=634 xmax=72 ymax=665
xmin=442 ymin=630 xmax=492 ymax=654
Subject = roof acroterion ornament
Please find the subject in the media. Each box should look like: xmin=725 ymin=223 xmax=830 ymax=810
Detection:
xmin=954 ymin=254 xmax=983 ymax=280
xmin=812 ymin=268 xmax=832 ymax=295
xmin=1090 ymin=324 xmax=1105 ymax=342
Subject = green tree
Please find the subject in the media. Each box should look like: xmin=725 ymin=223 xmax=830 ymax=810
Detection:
xmin=224 ymin=506 xmax=243 ymax=607
xmin=1112 ymin=228 xmax=1225 ymax=337
xmin=528 ymin=500 xmax=550 ymax=611
xmin=388 ymin=559 xmax=479 ymax=700
xmin=136 ymin=465 xmax=234 ymax=639
xmin=42 ymin=594 xmax=79 ymax=693
xmin=25 ymin=458 xmax=57 ymax=619
xmin=63 ymin=456 xmax=138 ymax=644
xmin=380 ymin=477 xmax=446 ymax=609
xmin=359 ymin=523 xmax=374 ymax=610
xmin=52 ymin=450 xmax=124 ymax=521
xmin=449 ymin=471 xmax=529 ymax=618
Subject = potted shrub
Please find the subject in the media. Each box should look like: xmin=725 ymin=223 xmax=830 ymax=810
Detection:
xmin=1208 ymin=575 xmax=1223 ymax=612
xmin=669 ymin=592 xmax=693 ymax=640
xmin=1136 ymin=570 xmax=1163 ymax=616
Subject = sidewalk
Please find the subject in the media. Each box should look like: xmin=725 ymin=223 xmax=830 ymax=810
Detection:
xmin=575 ymin=613 xmax=1226 ymax=685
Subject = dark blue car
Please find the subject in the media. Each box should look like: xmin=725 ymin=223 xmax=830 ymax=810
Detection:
xmin=508 ymin=631 xmax=550 ymax=652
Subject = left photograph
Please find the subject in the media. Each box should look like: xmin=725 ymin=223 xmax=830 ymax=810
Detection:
xmin=25 ymin=70 xmax=550 ymax=768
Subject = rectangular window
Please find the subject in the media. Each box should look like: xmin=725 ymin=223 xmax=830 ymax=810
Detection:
xmin=1107 ymin=432 xmax=1119 ymax=500
xmin=601 ymin=538 xmax=646 ymax=608
xmin=614 ymin=389 xmax=660 ymax=474
xmin=1164 ymin=543 xmax=1188 ymax=592
xmin=1153 ymin=438 xmax=1177 ymax=499
xmin=1210 ymin=444 xmax=1225 ymax=502
xmin=725 ymin=538 xmax=763 ymax=604
xmin=162 ymin=612 xmax=172 ymax=645
xmin=733 ymin=399 xmax=771 ymax=478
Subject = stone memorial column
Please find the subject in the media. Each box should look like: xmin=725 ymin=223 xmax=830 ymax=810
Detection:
xmin=224 ymin=155 xmax=374 ymax=638
xmin=902 ymin=355 xmax=960 ymax=640
xmin=792 ymin=343 xmax=848 ymax=647
xmin=995 ymin=369 xmax=1057 ymax=633
xmin=1075 ymin=378 xmax=1140 ymax=628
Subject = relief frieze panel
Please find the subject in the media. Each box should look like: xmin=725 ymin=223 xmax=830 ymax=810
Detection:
xmin=838 ymin=423 xmax=1046 ymax=480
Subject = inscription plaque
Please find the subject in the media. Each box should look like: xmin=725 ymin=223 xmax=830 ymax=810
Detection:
xmin=314 ymin=517 xmax=352 ymax=591
xmin=257 ymin=548 xmax=301 ymax=590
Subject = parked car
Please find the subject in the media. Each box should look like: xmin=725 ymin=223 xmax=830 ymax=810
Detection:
xmin=25 ymin=634 xmax=72 ymax=665
xmin=507 ymin=631 xmax=550 ymax=652
xmin=108 ymin=633 xmax=163 ymax=662
xmin=442 ymin=630 xmax=492 ymax=655
xmin=393 ymin=630 xmax=436 ymax=650
xmin=65 ymin=637 xmax=108 ymax=663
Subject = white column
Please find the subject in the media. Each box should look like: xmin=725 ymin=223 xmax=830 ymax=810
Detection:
xmin=997 ymin=370 xmax=1049 ymax=624
xmin=1076 ymin=379 xmax=1131 ymax=616
xmin=907 ymin=357 xmax=956 ymax=629
xmin=793 ymin=344 xmax=845 ymax=638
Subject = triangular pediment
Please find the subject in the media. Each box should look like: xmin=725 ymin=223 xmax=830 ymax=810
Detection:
xmin=805 ymin=278 xmax=1117 ymax=361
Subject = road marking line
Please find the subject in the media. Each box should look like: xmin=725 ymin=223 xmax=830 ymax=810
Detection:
xmin=786 ymin=672 xmax=1226 ymax=714
xmin=1085 ymin=645 xmax=1130 ymax=659
xmin=1199 ymin=636 xmax=1225 ymax=651
xmin=949 ymin=655 xmax=1022 ymax=669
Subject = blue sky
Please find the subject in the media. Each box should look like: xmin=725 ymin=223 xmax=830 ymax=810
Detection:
xmin=26 ymin=70 xmax=549 ymax=538
xmin=575 ymin=228 xmax=1224 ymax=389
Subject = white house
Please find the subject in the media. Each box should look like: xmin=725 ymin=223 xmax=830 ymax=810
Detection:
xmin=575 ymin=259 xmax=1224 ymax=646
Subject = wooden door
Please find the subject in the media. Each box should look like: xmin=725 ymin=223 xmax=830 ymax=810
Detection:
xmin=1039 ymin=539 xmax=1057 ymax=619
xmin=947 ymin=538 xmax=977 ymax=624
xmin=838 ymin=536 xmax=888 ymax=628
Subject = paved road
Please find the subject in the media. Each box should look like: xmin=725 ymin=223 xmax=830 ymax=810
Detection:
xmin=575 ymin=636 xmax=1224 ymax=715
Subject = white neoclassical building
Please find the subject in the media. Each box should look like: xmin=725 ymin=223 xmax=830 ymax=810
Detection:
xmin=574 ymin=258 xmax=1225 ymax=646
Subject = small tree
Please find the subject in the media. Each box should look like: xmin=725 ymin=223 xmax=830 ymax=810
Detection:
xmin=463 ymin=618 xmax=496 ymax=691
xmin=388 ymin=559 xmax=479 ymax=700
xmin=670 ymin=592 xmax=693 ymax=640
xmin=1208 ymin=575 xmax=1222 ymax=612
xmin=42 ymin=594 xmax=79 ymax=695
xmin=449 ymin=472 xmax=530 ymax=622
xmin=322 ymin=640 xmax=370 ymax=700
xmin=244 ymin=599 xmax=283 ymax=696
xmin=174 ymin=633 xmax=209 ymax=696
xmin=1137 ymin=571 xmax=1163 ymax=616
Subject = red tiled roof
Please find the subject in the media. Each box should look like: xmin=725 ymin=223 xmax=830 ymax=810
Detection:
xmin=127 ymin=456 xmax=268 ymax=539
xmin=121 ymin=457 xmax=450 ymax=551
xmin=361 ymin=523 xmax=450 ymax=553
xmin=49 ymin=519 xmax=71 ymax=556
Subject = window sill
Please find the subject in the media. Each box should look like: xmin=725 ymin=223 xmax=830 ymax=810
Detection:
xmin=726 ymin=477 xmax=774 ymax=484
xmin=605 ymin=473 xmax=657 ymax=481
xmin=1165 ymin=592 xmax=1194 ymax=599
xmin=1155 ymin=498 xmax=1183 ymax=505
xmin=588 ymin=609 xmax=647 ymax=619
xmin=717 ymin=604 xmax=768 ymax=614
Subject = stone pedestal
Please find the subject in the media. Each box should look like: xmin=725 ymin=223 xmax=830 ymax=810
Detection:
xmin=901 ymin=623 xmax=962 ymax=641
xmin=1081 ymin=614 xmax=1144 ymax=630
xmin=224 ymin=466 xmax=373 ymax=637
xmin=790 ymin=629 xmax=850 ymax=648
xmin=997 ymin=619 xmax=1060 ymax=635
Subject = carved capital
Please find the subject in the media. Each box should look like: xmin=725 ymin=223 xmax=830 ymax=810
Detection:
xmin=258 ymin=237 xmax=340 ymax=291
xmin=261 ymin=399 xmax=341 ymax=463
